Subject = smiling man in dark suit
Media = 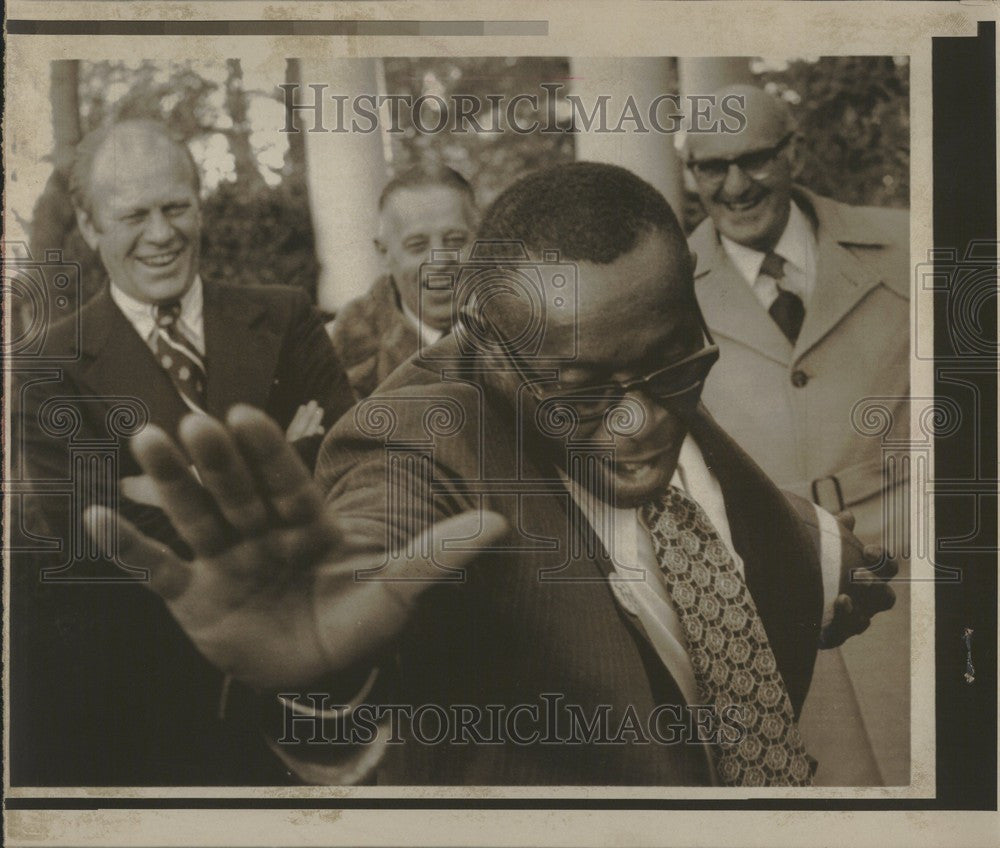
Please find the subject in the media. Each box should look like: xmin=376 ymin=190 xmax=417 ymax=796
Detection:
xmin=76 ymin=162 xmax=896 ymax=787
xmin=11 ymin=119 xmax=354 ymax=785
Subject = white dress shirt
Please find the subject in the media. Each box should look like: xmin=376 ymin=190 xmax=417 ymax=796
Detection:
xmin=110 ymin=275 xmax=206 ymax=356
xmin=400 ymin=298 xmax=445 ymax=346
xmin=564 ymin=433 xmax=842 ymax=709
xmin=719 ymin=201 xmax=817 ymax=311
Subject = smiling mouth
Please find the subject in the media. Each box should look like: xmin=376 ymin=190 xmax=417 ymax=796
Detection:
xmin=136 ymin=249 xmax=184 ymax=268
xmin=721 ymin=193 xmax=766 ymax=213
xmin=610 ymin=449 xmax=667 ymax=477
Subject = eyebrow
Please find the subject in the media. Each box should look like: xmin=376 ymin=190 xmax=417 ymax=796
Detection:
xmin=688 ymin=132 xmax=793 ymax=163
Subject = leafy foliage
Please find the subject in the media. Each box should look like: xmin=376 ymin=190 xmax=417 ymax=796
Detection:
xmin=381 ymin=57 xmax=576 ymax=207
xmin=199 ymin=179 xmax=319 ymax=296
xmin=757 ymin=56 xmax=909 ymax=209
xmin=33 ymin=56 xmax=908 ymax=305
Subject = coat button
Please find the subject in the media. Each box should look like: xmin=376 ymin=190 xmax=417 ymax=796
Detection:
xmin=791 ymin=370 xmax=809 ymax=388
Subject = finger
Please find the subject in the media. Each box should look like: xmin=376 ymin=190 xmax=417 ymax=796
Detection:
xmin=85 ymin=506 xmax=191 ymax=600
xmin=120 ymin=474 xmax=166 ymax=509
xmin=836 ymin=593 xmax=854 ymax=618
xmin=291 ymin=404 xmax=309 ymax=427
xmin=178 ymin=413 xmax=269 ymax=537
xmin=835 ymin=592 xmax=872 ymax=639
xmin=286 ymin=404 xmax=311 ymax=441
xmin=835 ymin=510 xmax=856 ymax=531
xmin=821 ymin=595 xmax=854 ymax=648
xmin=227 ymin=404 xmax=324 ymax=524
xmin=309 ymin=404 xmax=325 ymax=435
xmin=860 ymin=582 xmax=896 ymax=614
xmin=131 ymin=423 xmax=231 ymax=555
xmin=863 ymin=544 xmax=899 ymax=579
xmin=312 ymin=510 xmax=509 ymax=670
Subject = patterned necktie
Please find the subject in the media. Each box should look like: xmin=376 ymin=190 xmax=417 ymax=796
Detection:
xmin=640 ymin=486 xmax=813 ymax=786
xmin=760 ymin=251 xmax=805 ymax=343
xmin=154 ymin=301 xmax=207 ymax=413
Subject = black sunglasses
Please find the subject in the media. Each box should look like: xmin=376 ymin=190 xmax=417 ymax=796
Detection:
xmin=482 ymin=311 xmax=719 ymax=424
xmin=687 ymin=132 xmax=795 ymax=185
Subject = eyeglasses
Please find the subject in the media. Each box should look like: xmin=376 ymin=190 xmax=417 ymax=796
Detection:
xmin=492 ymin=317 xmax=719 ymax=424
xmin=687 ymin=132 xmax=794 ymax=186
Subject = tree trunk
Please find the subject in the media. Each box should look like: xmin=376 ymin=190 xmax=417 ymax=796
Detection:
xmin=224 ymin=59 xmax=266 ymax=192
xmin=283 ymin=58 xmax=307 ymax=174
xmin=29 ymin=60 xmax=81 ymax=261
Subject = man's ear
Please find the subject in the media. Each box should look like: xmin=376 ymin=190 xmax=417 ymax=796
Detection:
xmin=75 ymin=206 xmax=101 ymax=252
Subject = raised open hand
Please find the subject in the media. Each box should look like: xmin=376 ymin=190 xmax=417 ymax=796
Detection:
xmin=85 ymin=405 xmax=507 ymax=690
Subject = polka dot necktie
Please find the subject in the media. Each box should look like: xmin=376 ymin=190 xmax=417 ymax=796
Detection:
xmin=154 ymin=301 xmax=207 ymax=413
xmin=640 ymin=486 xmax=813 ymax=786
xmin=760 ymin=251 xmax=805 ymax=343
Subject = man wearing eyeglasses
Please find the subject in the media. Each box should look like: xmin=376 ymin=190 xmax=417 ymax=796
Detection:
xmin=685 ymin=85 xmax=910 ymax=785
xmin=89 ymin=162 xmax=896 ymax=786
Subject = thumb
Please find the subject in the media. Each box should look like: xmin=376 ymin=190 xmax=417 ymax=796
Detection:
xmin=385 ymin=509 xmax=509 ymax=586
xmin=311 ymin=510 xmax=508 ymax=672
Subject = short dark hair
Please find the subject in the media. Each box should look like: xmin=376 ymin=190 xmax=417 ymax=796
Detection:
xmin=69 ymin=119 xmax=201 ymax=215
xmin=477 ymin=161 xmax=683 ymax=264
xmin=378 ymin=162 xmax=476 ymax=212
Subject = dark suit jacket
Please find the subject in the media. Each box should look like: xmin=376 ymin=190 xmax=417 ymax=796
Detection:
xmin=10 ymin=280 xmax=355 ymax=785
xmin=315 ymin=337 xmax=824 ymax=785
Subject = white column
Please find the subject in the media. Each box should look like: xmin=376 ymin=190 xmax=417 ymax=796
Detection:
xmin=300 ymin=58 xmax=387 ymax=312
xmin=569 ymin=58 xmax=684 ymax=219
xmin=676 ymin=57 xmax=753 ymax=97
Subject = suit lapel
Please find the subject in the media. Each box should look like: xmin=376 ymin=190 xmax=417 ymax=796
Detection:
xmin=201 ymin=281 xmax=279 ymax=418
xmin=693 ymin=230 xmax=793 ymax=367
xmin=77 ymin=288 xmax=189 ymax=436
xmin=688 ymin=408 xmax=823 ymax=713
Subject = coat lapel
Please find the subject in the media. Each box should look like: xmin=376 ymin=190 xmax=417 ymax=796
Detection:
xmin=794 ymin=195 xmax=881 ymax=360
xmin=77 ymin=288 xmax=189 ymax=437
xmin=692 ymin=226 xmax=794 ymax=367
xmin=791 ymin=189 xmax=884 ymax=362
xmin=201 ymin=281 xmax=279 ymax=418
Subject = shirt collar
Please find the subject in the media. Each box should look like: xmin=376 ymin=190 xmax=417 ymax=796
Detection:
xmin=110 ymin=274 xmax=204 ymax=339
xmin=399 ymin=297 xmax=444 ymax=346
xmin=719 ymin=200 xmax=817 ymax=287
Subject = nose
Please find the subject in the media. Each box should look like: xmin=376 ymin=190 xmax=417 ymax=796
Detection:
xmin=609 ymin=388 xmax=671 ymax=442
xmin=143 ymin=209 xmax=175 ymax=245
xmin=718 ymin=162 xmax=753 ymax=199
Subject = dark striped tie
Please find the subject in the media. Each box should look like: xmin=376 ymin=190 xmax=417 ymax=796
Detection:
xmin=640 ymin=486 xmax=813 ymax=786
xmin=760 ymin=251 xmax=805 ymax=343
xmin=154 ymin=301 xmax=207 ymax=412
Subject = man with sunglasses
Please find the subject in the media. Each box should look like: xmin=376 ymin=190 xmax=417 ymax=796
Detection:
xmin=685 ymin=85 xmax=910 ymax=785
xmin=90 ymin=162 xmax=895 ymax=786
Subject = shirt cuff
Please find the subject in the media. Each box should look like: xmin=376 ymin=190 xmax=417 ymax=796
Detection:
xmin=814 ymin=505 xmax=844 ymax=630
